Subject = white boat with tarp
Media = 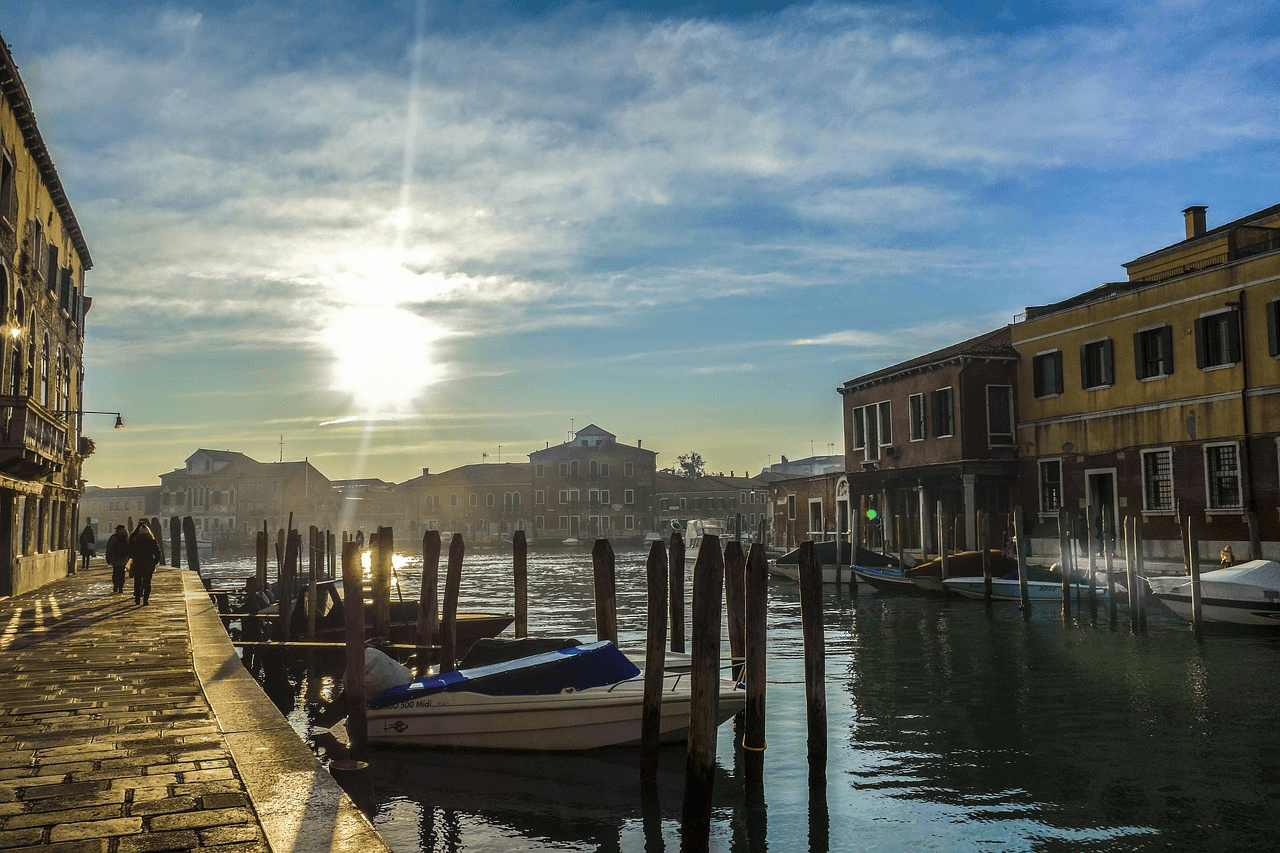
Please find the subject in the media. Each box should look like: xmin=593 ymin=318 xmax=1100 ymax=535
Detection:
xmin=364 ymin=638 xmax=745 ymax=750
xmin=1146 ymin=559 xmax=1280 ymax=627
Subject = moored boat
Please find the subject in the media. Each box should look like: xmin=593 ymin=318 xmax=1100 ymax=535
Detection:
xmin=852 ymin=563 xmax=922 ymax=594
xmin=942 ymin=577 xmax=1109 ymax=602
xmin=365 ymin=640 xmax=746 ymax=750
xmin=1146 ymin=560 xmax=1280 ymax=627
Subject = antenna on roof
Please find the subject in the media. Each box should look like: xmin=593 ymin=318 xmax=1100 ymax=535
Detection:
xmin=279 ymin=435 xmax=283 ymax=462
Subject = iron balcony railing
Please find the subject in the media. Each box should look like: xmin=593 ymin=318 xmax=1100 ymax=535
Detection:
xmin=0 ymin=395 xmax=69 ymax=477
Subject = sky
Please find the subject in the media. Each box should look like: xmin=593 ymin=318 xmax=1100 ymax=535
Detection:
xmin=4 ymin=0 xmax=1279 ymax=488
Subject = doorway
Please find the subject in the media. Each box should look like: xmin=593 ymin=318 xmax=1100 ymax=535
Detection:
xmin=1085 ymin=470 xmax=1118 ymax=556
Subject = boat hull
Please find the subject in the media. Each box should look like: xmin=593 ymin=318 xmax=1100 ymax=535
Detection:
xmin=1147 ymin=593 xmax=1280 ymax=626
xmin=943 ymin=578 xmax=1109 ymax=602
xmin=1146 ymin=561 xmax=1280 ymax=627
xmin=366 ymin=674 xmax=747 ymax=750
xmin=852 ymin=564 xmax=923 ymax=594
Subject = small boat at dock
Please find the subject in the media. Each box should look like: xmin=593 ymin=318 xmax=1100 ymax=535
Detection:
xmin=942 ymin=577 xmax=1109 ymax=602
xmin=1146 ymin=560 xmax=1280 ymax=627
xmin=365 ymin=640 xmax=745 ymax=750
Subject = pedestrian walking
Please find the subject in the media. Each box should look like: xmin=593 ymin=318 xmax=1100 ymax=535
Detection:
xmin=128 ymin=520 xmax=163 ymax=606
xmin=78 ymin=521 xmax=96 ymax=572
xmin=105 ymin=524 xmax=130 ymax=594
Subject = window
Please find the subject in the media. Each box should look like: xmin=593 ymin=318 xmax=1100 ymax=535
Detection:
xmin=787 ymin=494 xmax=796 ymax=520
xmin=535 ymin=465 xmax=544 ymax=478
xmin=600 ymin=490 xmax=610 ymax=504
xmin=1205 ymin=444 xmax=1242 ymax=509
xmin=864 ymin=407 xmax=879 ymax=461
xmin=1033 ymin=351 xmax=1064 ymax=397
xmin=588 ymin=489 xmax=599 ymax=506
xmin=559 ymin=463 xmax=569 ymax=477
xmin=1039 ymin=459 xmax=1061 ymax=513
xmin=932 ymin=387 xmax=954 ymax=437
xmin=486 ymin=493 xmax=496 ymax=507
xmin=1134 ymin=325 xmax=1174 ymax=379
xmin=570 ymin=489 xmax=580 ymax=505
xmin=624 ymin=462 xmax=634 ymax=477
xmin=624 ymin=489 xmax=634 ymax=505
xmin=1081 ymin=338 xmax=1114 ymax=389
xmin=877 ymin=401 xmax=892 ymax=446
xmin=450 ymin=494 xmax=458 ymax=506
xmin=469 ymin=493 xmax=478 ymax=507
xmin=536 ymin=489 xmax=545 ymax=505
xmin=1195 ymin=310 xmax=1241 ymax=369
xmin=908 ymin=393 xmax=926 ymax=441
xmin=601 ymin=463 xmax=609 ymax=477
xmin=679 ymin=498 xmax=687 ymax=510
xmin=850 ymin=406 xmax=865 ymax=449
xmin=558 ymin=489 xmax=568 ymax=504
xmin=808 ymin=500 xmax=823 ymax=535
xmin=987 ymin=385 xmax=1014 ymax=445
xmin=1142 ymin=449 xmax=1173 ymax=512
xmin=624 ymin=516 xmax=634 ymax=530
xmin=599 ymin=516 xmax=610 ymax=532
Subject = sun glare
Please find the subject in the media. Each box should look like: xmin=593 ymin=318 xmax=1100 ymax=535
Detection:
xmin=325 ymin=303 xmax=443 ymax=412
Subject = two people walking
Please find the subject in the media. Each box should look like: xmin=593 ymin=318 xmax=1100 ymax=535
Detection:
xmin=103 ymin=520 xmax=163 ymax=604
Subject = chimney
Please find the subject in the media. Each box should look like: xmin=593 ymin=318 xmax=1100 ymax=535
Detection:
xmin=637 ymin=439 xmax=642 ymax=449
xmin=1183 ymin=205 xmax=1207 ymax=239
xmin=422 ymin=468 xmax=429 ymax=476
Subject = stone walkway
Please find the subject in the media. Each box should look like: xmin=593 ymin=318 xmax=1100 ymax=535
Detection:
xmin=0 ymin=563 xmax=391 ymax=853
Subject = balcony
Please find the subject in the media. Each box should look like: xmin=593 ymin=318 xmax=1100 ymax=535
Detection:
xmin=0 ymin=396 xmax=69 ymax=480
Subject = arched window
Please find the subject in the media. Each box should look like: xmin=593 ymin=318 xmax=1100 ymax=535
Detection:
xmin=486 ymin=493 xmax=496 ymax=508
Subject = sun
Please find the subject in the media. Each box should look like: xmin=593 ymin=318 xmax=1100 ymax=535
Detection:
xmin=324 ymin=303 xmax=443 ymax=412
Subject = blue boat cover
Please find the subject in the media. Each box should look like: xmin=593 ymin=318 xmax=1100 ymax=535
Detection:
xmin=369 ymin=640 xmax=640 ymax=709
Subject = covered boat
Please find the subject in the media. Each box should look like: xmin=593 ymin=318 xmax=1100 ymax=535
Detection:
xmin=365 ymin=639 xmax=746 ymax=750
xmin=770 ymin=541 xmax=898 ymax=584
xmin=1147 ymin=560 xmax=1280 ymax=626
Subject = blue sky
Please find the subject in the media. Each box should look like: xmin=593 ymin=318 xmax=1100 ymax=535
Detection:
xmin=5 ymin=0 xmax=1279 ymax=487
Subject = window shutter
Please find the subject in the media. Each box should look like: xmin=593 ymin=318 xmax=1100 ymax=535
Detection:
xmin=1052 ymin=352 xmax=1063 ymax=394
xmin=1102 ymin=338 xmax=1114 ymax=385
xmin=1269 ymin=300 xmax=1280 ymax=357
xmin=1133 ymin=331 xmax=1144 ymax=379
xmin=1227 ymin=310 xmax=1242 ymax=364
xmin=1161 ymin=324 xmax=1174 ymax=375
xmin=1079 ymin=345 xmax=1089 ymax=389
xmin=1033 ymin=358 xmax=1045 ymax=398
xmin=1194 ymin=317 xmax=1207 ymax=368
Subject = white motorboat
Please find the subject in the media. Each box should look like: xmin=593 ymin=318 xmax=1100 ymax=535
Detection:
xmin=1146 ymin=559 xmax=1280 ymax=627
xmin=364 ymin=640 xmax=745 ymax=750
xmin=943 ymin=577 xmax=1109 ymax=602
xmin=682 ymin=519 xmax=727 ymax=559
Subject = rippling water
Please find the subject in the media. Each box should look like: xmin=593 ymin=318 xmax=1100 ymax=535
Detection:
xmin=200 ymin=546 xmax=1280 ymax=852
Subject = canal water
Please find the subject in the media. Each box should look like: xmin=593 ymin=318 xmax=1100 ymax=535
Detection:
xmin=201 ymin=546 xmax=1280 ymax=852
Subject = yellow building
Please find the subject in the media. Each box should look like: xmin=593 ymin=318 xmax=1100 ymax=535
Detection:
xmin=1013 ymin=204 xmax=1280 ymax=562
xmin=1 ymin=37 xmax=94 ymax=595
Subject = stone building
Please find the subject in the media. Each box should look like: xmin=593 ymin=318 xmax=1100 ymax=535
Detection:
xmin=528 ymin=424 xmax=658 ymax=543
xmin=79 ymin=485 xmax=161 ymax=541
xmin=1 ymin=38 xmax=95 ymax=595
xmin=1013 ymin=203 xmax=1280 ymax=562
xmin=401 ymin=463 xmax=534 ymax=545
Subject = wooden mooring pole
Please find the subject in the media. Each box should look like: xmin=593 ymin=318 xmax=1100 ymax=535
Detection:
xmin=669 ymin=528 xmax=686 ymax=654
xmin=416 ymin=530 xmax=441 ymax=676
xmin=1187 ymin=515 xmax=1203 ymax=637
xmin=724 ymin=539 xmax=746 ymax=681
xmin=591 ymin=538 xmax=618 ymax=644
xmin=182 ymin=516 xmax=200 ymax=576
xmin=256 ymin=524 xmax=268 ymax=592
xmin=743 ymin=541 xmax=768 ymax=756
xmin=513 ymin=529 xmax=528 ymax=638
xmin=1058 ymin=510 xmax=1071 ymax=622
xmin=681 ymin=533 xmax=724 ymax=847
xmin=151 ymin=518 xmax=165 ymax=565
xmin=640 ymin=539 xmax=668 ymax=783
xmin=340 ymin=539 xmax=368 ymax=760
xmin=169 ymin=516 xmax=181 ymax=569
xmin=371 ymin=528 xmax=392 ymax=641
xmin=1013 ymin=507 xmax=1031 ymax=614
xmin=797 ymin=540 xmax=827 ymax=767
xmin=440 ymin=533 xmax=464 ymax=673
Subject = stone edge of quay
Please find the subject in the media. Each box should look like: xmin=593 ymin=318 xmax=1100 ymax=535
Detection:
xmin=181 ymin=570 xmax=393 ymax=853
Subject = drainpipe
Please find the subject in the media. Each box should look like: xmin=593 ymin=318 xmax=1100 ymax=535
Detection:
xmin=1231 ymin=290 xmax=1262 ymax=558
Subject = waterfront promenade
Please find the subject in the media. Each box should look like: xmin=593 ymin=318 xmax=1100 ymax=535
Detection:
xmin=0 ymin=562 xmax=391 ymax=853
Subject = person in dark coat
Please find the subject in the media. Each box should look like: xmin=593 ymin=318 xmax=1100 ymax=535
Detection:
xmin=78 ymin=522 xmax=96 ymax=571
xmin=128 ymin=520 xmax=163 ymax=605
xmin=105 ymin=524 xmax=130 ymax=594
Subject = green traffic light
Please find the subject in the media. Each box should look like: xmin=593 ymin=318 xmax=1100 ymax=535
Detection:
xmin=866 ymin=508 xmax=878 ymax=520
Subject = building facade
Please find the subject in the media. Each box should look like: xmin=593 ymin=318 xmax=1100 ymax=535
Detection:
xmin=1013 ymin=204 xmax=1280 ymax=561
xmin=836 ymin=326 xmax=1022 ymax=559
xmin=656 ymin=471 xmax=771 ymax=542
xmin=528 ymin=424 xmax=658 ymax=543
xmin=80 ymin=485 xmax=161 ymax=541
xmin=402 ymin=463 xmax=534 ymax=545
xmin=1 ymin=39 xmax=94 ymax=595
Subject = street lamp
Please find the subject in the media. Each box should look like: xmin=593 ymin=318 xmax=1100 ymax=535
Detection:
xmin=82 ymin=410 xmax=125 ymax=428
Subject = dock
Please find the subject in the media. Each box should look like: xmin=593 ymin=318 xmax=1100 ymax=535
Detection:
xmin=0 ymin=561 xmax=390 ymax=853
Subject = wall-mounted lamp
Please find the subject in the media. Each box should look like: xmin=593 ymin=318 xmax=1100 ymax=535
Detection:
xmin=83 ymin=410 xmax=125 ymax=429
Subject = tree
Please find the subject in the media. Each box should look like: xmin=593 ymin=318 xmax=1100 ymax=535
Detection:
xmin=676 ymin=451 xmax=705 ymax=479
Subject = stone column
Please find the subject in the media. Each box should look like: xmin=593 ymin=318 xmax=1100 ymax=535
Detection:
xmin=963 ymin=474 xmax=978 ymax=552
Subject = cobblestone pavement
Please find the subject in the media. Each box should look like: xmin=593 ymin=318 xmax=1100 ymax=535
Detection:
xmin=0 ymin=563 xmax=390 ymax=853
